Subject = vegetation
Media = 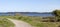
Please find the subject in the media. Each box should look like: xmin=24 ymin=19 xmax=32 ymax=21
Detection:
xmin=0 ymin=18 xmax=14 ymax=27
xmin=53 ymin=10 xmax=60 ymax=16
xmin=0 ymin=16 xmax=60 ymax=27
xmin=53 ymin=10 xmax=60 ymax=22
xmin=0 ymin=9 xmax=60 ymax=27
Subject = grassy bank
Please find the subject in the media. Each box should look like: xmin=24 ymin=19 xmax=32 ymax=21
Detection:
xmin=0 ymin=18 xmax=15 ymax=27
xmin=0 ymin=16 xmax=60 ymax=27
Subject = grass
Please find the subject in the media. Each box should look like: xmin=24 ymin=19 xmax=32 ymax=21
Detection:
xmin=0 ymin=18 xmax=15 ymax=27
xmin=0 ymin=16 xmax=60 ymax=27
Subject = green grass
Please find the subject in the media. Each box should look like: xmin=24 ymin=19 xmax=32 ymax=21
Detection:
xmin=0 ymin=18 xmax=15 ymax=27
xmin=0 ymin=16 xmax=60 ymax=27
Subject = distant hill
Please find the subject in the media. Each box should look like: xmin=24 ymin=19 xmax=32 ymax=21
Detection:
xmin=0 ymin=12 xmax=54 ymax=17
xmin=4 ymin=12 xmax=52 ymax=14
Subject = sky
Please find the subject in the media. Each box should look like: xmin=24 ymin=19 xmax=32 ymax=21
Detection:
xmin=0 ymin=0 xmax=60 ymax=12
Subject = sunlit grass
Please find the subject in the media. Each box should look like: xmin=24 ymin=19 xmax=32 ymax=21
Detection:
xmin=0 ymin=16 xmax=60 ymax=27
xmin=0 ymin=18 xmax=15 ymax=27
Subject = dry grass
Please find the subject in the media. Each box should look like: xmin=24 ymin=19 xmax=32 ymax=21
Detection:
xmin=0 ymin=16 xmax=60 ymax=27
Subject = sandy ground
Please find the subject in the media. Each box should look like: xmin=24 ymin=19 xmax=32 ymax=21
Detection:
xmin=8 ymin=19 xmax=33 ymax=27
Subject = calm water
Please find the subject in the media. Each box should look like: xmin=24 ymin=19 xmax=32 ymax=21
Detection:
xmin=0 ymin=13 xmax=54 ymax=17
xmin=22 ymin=13 xmax=54 ymax=17
xmin=0 ymin=14 xmax=14 ymax=16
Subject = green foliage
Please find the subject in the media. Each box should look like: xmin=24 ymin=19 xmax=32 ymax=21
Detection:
xmin=53 ymin=10 xmax=60 ymax=22
xmin=0 ymin=18 xmax=14 ymax=27
xmin=0 ymin=15 xmax=60 ymax=27
xmin=53 ymin=10 xmax=60 ymax=17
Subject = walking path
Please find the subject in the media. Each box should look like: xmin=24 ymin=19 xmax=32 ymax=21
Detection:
xmin=8 ymin=18 xmax=33 ymax=27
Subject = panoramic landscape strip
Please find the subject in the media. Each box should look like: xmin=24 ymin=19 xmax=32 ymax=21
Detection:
xmin=0 ymin=10 xmax=60 ymax=27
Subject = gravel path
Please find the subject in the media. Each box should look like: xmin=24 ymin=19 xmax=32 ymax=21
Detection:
xmin=8 ymin=19 xmax=33 ymax=27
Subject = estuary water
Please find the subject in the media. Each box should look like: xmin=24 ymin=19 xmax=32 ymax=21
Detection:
xmin=0 ymin=13 xmax=54 ymax=17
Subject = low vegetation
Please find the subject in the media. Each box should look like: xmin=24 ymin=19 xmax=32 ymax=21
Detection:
xmin=0 ymin=16 xmax=42 ymax=27
xmin=0 ymin=18 xmax=14 ymax=27
xmin=0 ymin=16 xmax=60 ymax=27
xmin=0 ymin=10 xmax=60 ymax=27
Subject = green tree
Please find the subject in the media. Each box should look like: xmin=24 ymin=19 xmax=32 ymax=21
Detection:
xmin=53 ymin=9 xmax=60 ymax=22
xmin=53 ymin=10 xmax=60 ymax=17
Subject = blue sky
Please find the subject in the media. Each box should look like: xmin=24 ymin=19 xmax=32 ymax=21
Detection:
xmin=0 ymin=0 xmax=60 ymax=12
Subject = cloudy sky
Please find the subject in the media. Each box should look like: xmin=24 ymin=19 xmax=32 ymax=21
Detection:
xmin=0 ymin=0 xmax=60 ymax=12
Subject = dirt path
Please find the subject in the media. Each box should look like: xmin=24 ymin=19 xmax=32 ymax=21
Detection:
xmin=8 ymin=19 xmax=33 ymax=27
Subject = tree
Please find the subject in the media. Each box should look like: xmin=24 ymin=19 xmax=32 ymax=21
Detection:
xmin=53 ymin=10 xmax=60 ymax=17
xmin=53 ymin=9 xmax=60 ymax=22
